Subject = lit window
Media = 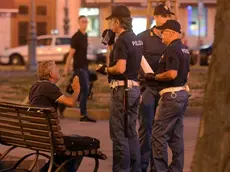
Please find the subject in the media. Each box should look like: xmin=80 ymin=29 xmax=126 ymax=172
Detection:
xmin=187 ymin=5 xmax=207 ymax=37
xmin=79 ymin=8 xmax=99 ymax=37
xmin=132 ymin=17 xmax=156 ymax=35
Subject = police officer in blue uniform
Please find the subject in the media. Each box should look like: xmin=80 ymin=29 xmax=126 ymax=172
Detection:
xmin=145 ymin=20 xmax=190 ymax=172
xmin=96 ymin=5 xmax=143 ymax=172
xmin=137 ymin=4 xmax=173 ymax=172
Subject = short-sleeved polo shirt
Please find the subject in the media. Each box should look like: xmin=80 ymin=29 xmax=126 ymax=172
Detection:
xmin=156 ymin=39 xmax=190 ymax=90
xmin=109 ymin=31 xmax=143 ymax=82
xmin=71 ymin=30 xmax=88 ymax=69
xmin=137 ymin=27 xmax=167 ymax=72
xmin=137 ymin=27 xmax=167 ymax=88
xmin=29 ymin=81 xmax=63 ymax=109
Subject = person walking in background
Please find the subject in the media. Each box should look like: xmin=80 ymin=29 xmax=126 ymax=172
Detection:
xmin=64 ymin=15 xmax=96 ymax=122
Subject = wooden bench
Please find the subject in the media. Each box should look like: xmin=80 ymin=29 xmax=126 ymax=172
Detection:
xmin=0 ymin=101 xmax=107 ymax=172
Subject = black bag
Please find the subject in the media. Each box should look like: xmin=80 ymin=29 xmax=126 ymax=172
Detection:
xmin=89 ymin=70 xmax=98 ymax=82
xmin=64 ymin=135 xmax=100 ymax=151
xmin=66 ymin=70 xmax=98 ymax=94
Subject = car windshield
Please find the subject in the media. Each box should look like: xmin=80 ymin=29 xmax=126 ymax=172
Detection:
xmin=37 ymin=38 xmax=52 ymax=46
xmin=55 ymin=38 xmax=71 ymax=45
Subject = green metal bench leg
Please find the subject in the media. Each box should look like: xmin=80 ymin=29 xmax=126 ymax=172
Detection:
xmin=10 ymin=152 xmax=37 ymax=171
xmin=47 ymin=151 xmax=55 ymax=172
xmin=0 ymin=152 xmax=36 ymax=172
xmin=0 ymin=146 xmax=17 ymax=161
xmin=37 ymin=153 xmax=60 ymax=170
xmin=93 ymin=158 xmax=99 ymax=172
xmin=28 ymin=151 xmax=39 ymax=171
xmin=55 ymin=158 xmax=74 ymax=172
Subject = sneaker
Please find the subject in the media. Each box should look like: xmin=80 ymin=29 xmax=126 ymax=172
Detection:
xmin=80 ymin=116 xmax=96 ymax=122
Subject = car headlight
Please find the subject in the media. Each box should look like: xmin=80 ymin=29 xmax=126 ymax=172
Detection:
xmin=96 ymin=48 xmax=108 ymax=54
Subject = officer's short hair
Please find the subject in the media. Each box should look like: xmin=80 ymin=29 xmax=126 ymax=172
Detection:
xmin=160 ymin=14 xmax=171 ymax=18
xmin=78 ymin=15 xmax=87 ymax=20
xmin=37 ymin=60 xmax=55 ymax=80
xmin=117 ymin=17 xmax=133 ymax=31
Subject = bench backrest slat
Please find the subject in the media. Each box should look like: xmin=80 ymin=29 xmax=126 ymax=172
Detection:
xmin=0 ymin=108 xmax=58 ymax=119
xmin=22 ymin=122 xmax=61 ymax=132
xmin=0 ymin=102 xmax=66 ymax=153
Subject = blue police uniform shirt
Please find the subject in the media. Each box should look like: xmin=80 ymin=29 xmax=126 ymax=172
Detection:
xmin=137 ymin=27 xmax=167 ymax=88
xmin=156 ymin=39 xmax=190 ymax=90
xmin=109 ymin=30 xmax=143 ymax=82
xmin=137 ymin=27 xmax=167 ymax=72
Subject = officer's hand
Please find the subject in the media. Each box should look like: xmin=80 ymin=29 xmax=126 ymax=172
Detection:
xmin=144 ymin=73 xmax=156 ymax=81
xmin=96 ymin=64 xmax=108 ymax=75
xmin=102 ymin=29 xmax=116 ymax=46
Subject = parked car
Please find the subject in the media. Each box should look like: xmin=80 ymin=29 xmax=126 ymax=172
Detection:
xmin=0 ymin=34 xmax=105 ymax=65
xmin=189 ymin=48 xmax=199 ymax=65
xmin=0 ymin=35 xmax=70 ymax=65
xmin=189 ymin=44 xmax=212 ymax=66
xmin=199 ymin=44 xmax=212 ymax=66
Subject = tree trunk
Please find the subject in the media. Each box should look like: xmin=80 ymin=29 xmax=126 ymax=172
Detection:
xmin=191 ymin=0 xmax=230 ymax=171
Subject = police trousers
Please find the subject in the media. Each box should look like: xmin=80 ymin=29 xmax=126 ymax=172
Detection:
xmin=110 ymin=86 xmax=141 ymax=172
xmin=151 ymin=90 xmax=188 ymax=172
xmin=138 ymin=87 xmax=160 ymax=171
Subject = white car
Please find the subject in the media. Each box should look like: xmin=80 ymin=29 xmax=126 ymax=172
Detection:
xmin=0 ymin=35 xmax=96 ymax=65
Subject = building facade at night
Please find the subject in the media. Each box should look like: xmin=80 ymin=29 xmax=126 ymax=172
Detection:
xmin=11 ymin=0 xmax=57 ymax=48
xmin=79 ymin=0 xmax=216 ymax=48
xmin=0 ymin=0 xmax=18 ymax=53
xmin=0 ymin=0 xmax=216 ymax=51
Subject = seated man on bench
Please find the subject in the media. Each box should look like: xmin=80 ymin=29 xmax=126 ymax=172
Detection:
xmin=29 ymin=60 xmax=82 ymax=172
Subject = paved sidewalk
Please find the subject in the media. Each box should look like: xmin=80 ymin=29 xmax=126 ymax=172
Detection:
xmin=0 ymin=116 xmax=200 ymax=172
xmin=63 ymin=107 xmax=202 ymax=120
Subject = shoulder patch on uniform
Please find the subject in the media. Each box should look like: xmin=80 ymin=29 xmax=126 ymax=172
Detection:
xmin=181 ymin=48 xmax=190 ymax=54
xmin=132 ymin=40 xmax=143 ymax=46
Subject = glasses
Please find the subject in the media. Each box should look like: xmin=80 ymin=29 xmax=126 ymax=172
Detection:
xmin=80 ymin=20 xmax=89 ymax=23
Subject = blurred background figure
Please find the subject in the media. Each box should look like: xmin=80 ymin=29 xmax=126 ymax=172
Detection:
xmin=64 ymin=15 xmax=96 ymax=122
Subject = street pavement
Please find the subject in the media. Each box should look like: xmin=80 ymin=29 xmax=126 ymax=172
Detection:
xmin=0 ymin=115 xmax=200 ymax=172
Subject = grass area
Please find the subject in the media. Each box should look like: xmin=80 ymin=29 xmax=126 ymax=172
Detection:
xmin=0 ymin=65 xmax=208 ymax=108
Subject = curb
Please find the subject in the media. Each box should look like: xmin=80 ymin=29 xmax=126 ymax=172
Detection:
xmin=64 ymin=108 xmax=110 ymax=120
xmin=64 ymin=107 xmax=202 ymax=120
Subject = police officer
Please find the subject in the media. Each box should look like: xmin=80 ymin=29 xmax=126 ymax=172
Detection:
xmin=96 ymin=5 xmax=143 ymax=172
xmin=137 ymin=4 xmax=173 ymax=172
xmin=145 ymin=20 xmax=190 ymax=172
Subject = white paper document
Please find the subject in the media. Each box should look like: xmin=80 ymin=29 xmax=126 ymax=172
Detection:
xmin=141 ymin=56 xmax=154 ymax=74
